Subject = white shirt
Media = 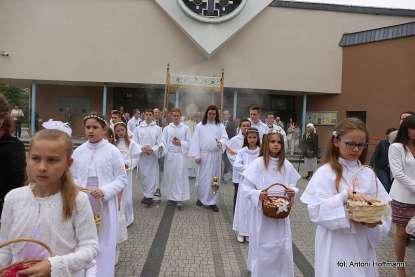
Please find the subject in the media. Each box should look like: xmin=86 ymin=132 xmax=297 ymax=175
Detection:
xmin=389 ymin=143 xmax=415 ymax=204
xmin=127 ymin=117 xmax=141 ymax=133
xmin=249 ymin=120 xmax=268 ymax=139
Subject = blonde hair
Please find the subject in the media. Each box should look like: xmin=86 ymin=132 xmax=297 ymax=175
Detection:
xmin=324 ymin=118 xmax=369 ymax=192
xmin=29 ymin=129 xmax=78 ymax=220
xmin=259 ymin=132 xmax=285 ymax=171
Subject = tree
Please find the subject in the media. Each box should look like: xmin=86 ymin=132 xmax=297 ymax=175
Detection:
xmin=0 ymin=82 xmax=30 ymax=124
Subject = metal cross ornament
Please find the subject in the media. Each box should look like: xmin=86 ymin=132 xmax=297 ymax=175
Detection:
xmin=178 ymin=0 xmax=247 ymax=23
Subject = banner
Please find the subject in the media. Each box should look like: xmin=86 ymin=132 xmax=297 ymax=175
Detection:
xmin=170 ymin=73 xmax=222 ymax=88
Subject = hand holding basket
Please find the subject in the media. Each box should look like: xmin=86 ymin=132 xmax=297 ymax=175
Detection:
xmin=0 ymin=238 xmax=52 ymax=277
xmin=345 ymin=168 xmax=388 ymax=224
xmin=261 ymin=183 xmax=293 ymax=219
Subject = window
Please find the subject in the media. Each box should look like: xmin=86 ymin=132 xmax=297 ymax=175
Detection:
xmin=346 ymin=111 xmax=366 ymax=123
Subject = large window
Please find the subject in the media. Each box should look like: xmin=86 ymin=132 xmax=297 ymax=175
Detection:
xmin=112 ymin=85 xmax=296 ymax=123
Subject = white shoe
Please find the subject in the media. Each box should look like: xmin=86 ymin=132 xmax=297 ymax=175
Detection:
xmin=237 ymin=235 xmax=244 ymax=243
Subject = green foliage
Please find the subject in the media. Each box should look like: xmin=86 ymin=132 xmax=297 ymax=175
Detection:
xmin=0 ymin=82 xmax=30 ymax=123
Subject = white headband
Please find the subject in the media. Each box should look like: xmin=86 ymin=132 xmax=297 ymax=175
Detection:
xmin=42 ymin=119 xmax=72 ymax=137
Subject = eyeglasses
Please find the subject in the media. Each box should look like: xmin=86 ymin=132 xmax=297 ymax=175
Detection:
xmin=342 ymin=141 xmax=368 ymax=150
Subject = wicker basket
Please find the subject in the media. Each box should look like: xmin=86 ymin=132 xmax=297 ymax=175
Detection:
xmin=0 ymin=238 xmax=52 ymax=277
xmin=261 ymin=183 xmax=292 ymax=219
xmin=345 ymin=167 xmax=388 ymax=224
xmin=78 ymin=187 xmax=104 ymax=229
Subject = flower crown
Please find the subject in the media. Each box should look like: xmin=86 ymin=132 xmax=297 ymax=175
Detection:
xmin=113 ymin=121 xmax=127 ymax=128
xmin=42 ymin=119 xmax=72 ymax=137
xmin=83 ymin=114 xmax=107 ymax=125
xmin=266 ymin=128 xmax=284 ymax=135
xmin=246 ymin=127 xmax=259 ymax=134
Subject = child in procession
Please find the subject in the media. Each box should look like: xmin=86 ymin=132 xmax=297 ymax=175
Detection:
xmin=161 ymin=108 xmax=191 ymax=210
xmin=226 ymin=118 xmax=251 ymax=212
xmin=233 ymin=127 xmax=261 ymax=243
xmin=114 ymin=121 xmax=140 ymax=226
xmin=71 ymin=114 xmax=127 ymax=277
xmin=300 ymin=118 xmax=391 ymax=277
xmin=240 ymin=130 xmax=300 ymax=277
xmin=188 ymin=105 xmax=229 ymax=212
xmin=0 ymin=126 xmax=98 ymax=277
xmin=133 ymin=109 xmax=162 ymax=207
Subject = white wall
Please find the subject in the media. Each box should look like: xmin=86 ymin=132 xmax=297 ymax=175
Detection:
xmin=0 ymin=0 xmax=412 ymax=94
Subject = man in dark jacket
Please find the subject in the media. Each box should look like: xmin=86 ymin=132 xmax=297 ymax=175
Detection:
xmin=0 ymin=94 xmax=26 ymax=213
xmin=371 ymin=128 xmax=396 ymax=193
xmin=222 ymin=110 xmax=236 ymax=139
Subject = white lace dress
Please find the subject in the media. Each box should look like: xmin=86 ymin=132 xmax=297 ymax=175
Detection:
xmin=0 ymin=186 xmax=99 ymax=277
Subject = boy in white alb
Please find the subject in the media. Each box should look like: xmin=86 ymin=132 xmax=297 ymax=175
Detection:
xmin=133 ymin=109 xmax=162 ymax=206
xmin=162 ymin=108 xmax=191 ymax=209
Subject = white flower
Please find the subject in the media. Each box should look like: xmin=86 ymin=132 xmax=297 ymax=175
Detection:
xmin=277 ymin=202 xmax=289 ymax=214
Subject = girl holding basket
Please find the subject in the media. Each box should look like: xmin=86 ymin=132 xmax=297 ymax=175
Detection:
xmin=0 ymin=125 xmax=98 ymax=276
xmin=240 ymin=129 xmax=300 ymax=277
xmin=301 ymin=118 xmax=391 ymax=277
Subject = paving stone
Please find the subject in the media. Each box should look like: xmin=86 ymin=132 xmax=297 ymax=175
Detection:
xmin=116 ymin=166 xmax=415 ymax=277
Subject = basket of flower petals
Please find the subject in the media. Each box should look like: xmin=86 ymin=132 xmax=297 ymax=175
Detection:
xmin=346 ymin=199 xmax=388 ymax=224
xmin=345 ymin=167 xmax=388 ymax=224
xmin=262 ymin=183 xmax=292 ymax=219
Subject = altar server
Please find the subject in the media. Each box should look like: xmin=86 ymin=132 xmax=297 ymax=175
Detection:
xmin=162 ymin=108 xmax=191 ymax=209
xmin=240 ymin=130 xmax=299 ymax=277
xmin=189 ymin=105 xmax=228 ymax=212
xmin=71 ymin=114 xmax=127 ymax=277
xmin=133 ymin=109 xmax=162 ymax=206
xmin=301 ymin=118 xmax=391 ymax=277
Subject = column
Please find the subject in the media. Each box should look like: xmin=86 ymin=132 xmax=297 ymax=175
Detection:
xmin=302 ymin=94 xmax=307 ymax=135
xmin=102 ymin=84 xmax=108 ymax=117
xmin=30 ymin=81 xmax=37 ymax=135
xmin=232 ymin=90 xmax=238 ymax=120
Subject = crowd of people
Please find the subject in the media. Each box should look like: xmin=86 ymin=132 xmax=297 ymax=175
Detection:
xmin=0 ymin=91 xmax=414 ymax=277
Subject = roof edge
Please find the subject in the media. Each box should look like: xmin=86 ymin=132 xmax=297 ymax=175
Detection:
xmin=270 ymin=1 xmax=415 ymax=17
xmin=339 ymin=21 xmax=415 ymax=47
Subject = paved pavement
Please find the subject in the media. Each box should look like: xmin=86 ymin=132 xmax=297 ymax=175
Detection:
xmin=116 ymin=164 xmax=415 ymax=277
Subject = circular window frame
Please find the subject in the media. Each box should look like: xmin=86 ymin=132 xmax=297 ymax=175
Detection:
xmin=177 ymin=0 xmax=247 ymax=24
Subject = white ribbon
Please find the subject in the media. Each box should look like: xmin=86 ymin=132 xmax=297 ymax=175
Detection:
xmin=42 ymin=119 xmax=72 ymax=137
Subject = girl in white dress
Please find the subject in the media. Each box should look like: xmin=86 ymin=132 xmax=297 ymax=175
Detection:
xmin=232 ymin=127 xmax=260 ymax=243
xmin=114 ymin=122 xmax=140 ymax=226
xmin=71 ymin=114 xmax=127 ymax=277
xmin=0 ymin=128 xmax=98 ymax=277
xmin=240 ymin=130 xmax=300 ymax=277
xmin=301 ymin=118 xmax=391 ymax=277
xmin=226 ymin=119 xmax=251 ymax=213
